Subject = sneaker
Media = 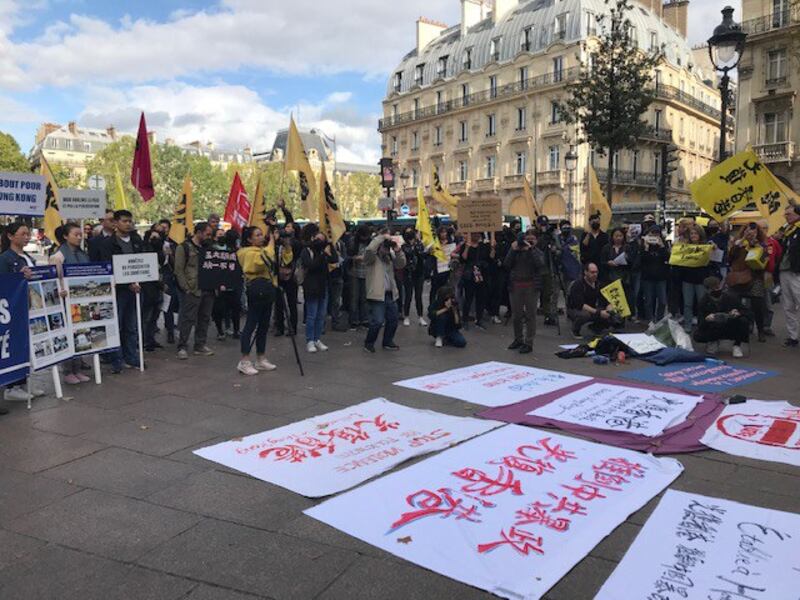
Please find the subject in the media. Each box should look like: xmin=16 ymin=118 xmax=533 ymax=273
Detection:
xmin=732 ymin=345 xmax=744 ymax=358
xmin=306 ymin=341 xmax=318 ymax=353
xmin=519 ymin=344 xmax=533 ymax=354
xmin=315 ymin=340 xmax=329 ymax=352
xmin=193 ymin=346 xmax=215 ymax=356
xmin=706 ymin=341 xmax=719 ymax=355
xmin=76 ymin=373 xmax=91 ymax=383
xmin=403 ymin=317 xmax=411 ymax=327
xmin=64 ymin=374 xmax=81 ymax=385
xmin=508 ymin=340 xmax=523 ymax=350
xmin=418 ymin=317 xmax=428 ymax=327
xmin=473 ymin=321 xmax=486 ymax=331
xmin=544 ymin=317 xmax=557 ymax=326
xmin=492 ymin=316 xmax=502 ymax=324
xmin=4 ymin=388 xmax=32 ymax=402
xmin=255 ymin=358 xmax=277 ymax=371
xmin=435 ymin=337 xmax=443 ymax=348
xmin=784 ymin=338 xmax=799 ymax=348
xmin=363 ymin=343 xmax=375 ymax=353
xmin=31 ymin=387 xmax=45 ymax=397
xmin=217 ymin=333 xmax=226 ymax=342
xmin=383 ymin=343 xmax=400 ymax=351
xmin=177 ymin=349 xmax=189 ymax=360
xmin=237 ymin=360 xmax=258 ymax=376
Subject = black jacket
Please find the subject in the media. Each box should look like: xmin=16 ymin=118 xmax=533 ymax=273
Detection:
xmin=782 ymin=224 xmax=800 ymax=274
xmin=504 ymin=246 xmax=545 ymax=287
xmin=697 ymin=289 xmax=751 ymax=323
xmin=567 ymin=278 xmax=609 ymax=312
xmin=300 ymin=243 xmax=339 ymax=299
xmin=580 ymin=230 xmax=610 ymax=266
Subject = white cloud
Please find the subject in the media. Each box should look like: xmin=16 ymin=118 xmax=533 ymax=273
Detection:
xmin=325 ymin=91 xmax=352 ymax=104
xmin=687 ymin=1 xmax=743 ymax=47
xmin=0 ymin=94 xmax=44 ymax=123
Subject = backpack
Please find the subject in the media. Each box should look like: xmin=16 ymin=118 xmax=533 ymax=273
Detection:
xmin=294 ymin=249 xmax=312 ymax=285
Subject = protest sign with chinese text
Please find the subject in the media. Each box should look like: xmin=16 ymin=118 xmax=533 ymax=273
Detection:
xmin=194 ymin=398 xmax=501 ymax=497
xmin=307 ymin=426 xmax=683 ymax=600
xmin=700 ymin=400 xmax=800 ymax=467
xmin=668 ymin=243 xmax=713 ymax=268
xmin=596 ymin=490 xmax=800 ymax=600
xmin=600 ymin=279 xmax=631 ymax=318
xmin=394 ymin=362 xmax=591 ymax=407
xmin=64 ymin=263 xmax=120 ymax=356
xmin=28 ymin=266 xmax=74 ymax=370
xmin=528 ymin=383 xmax=703 ymax=438
xmin=198 ymin=248 xmax=241 ymax=292
xmin=0 ymin=274 xmax=30 ymax=385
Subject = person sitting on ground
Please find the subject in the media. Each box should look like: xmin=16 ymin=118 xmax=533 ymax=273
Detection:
xmin=428 ymin=286 xmax=465 ymax=348
xmin=694 ymin=276 xmax=752 ymax=358
xmin=504 ymin=228 xmax=545 ymax=354
xmin=567 ymin=262 xmax=620 ymax=339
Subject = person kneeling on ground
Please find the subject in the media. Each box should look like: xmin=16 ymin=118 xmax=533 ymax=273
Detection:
xmin=567 ymin=262 xmax=621 ymax=339
xmin=428 ymin=286 xmax=466 ymax=348
xmin=694 ymin=276 xmax=752 ymax=359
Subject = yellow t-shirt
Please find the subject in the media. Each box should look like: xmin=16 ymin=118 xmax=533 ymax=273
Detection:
xmin=237 ymin=243 xmax=292 ymax=286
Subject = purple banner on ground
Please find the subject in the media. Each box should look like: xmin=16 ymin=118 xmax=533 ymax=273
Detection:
xmin=619 ymin=363 xmax=777 ymax=393
xmin=478 ymin=377 xmax=725 ymax=455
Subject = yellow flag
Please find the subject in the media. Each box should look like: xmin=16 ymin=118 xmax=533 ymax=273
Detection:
xmin=758 ymin=166 xmax=800 ymax=235
xmin=588 ymin=165 xmax=612 ymax=230
xmin=668 ymin=243 xmax=713 ymax=267
xmin=690 ymin=149 xmax=775 ymax=220
xmin=416 ymin=187 xmax=445 ymax=262
xmin=285 ymin=116 xmax=316 ymax=220
xmin=522 ymin=175 xmax=541 ymax=222
xmin=600 ymin=279 xmax=631 ymax=318
xmin=248 ymin=172 xmax=267 ymax=235
xmin=318 ymin=163 xmax=346 ymax=244
xmin=169 ymin=175 xmax=193 ymax=244
xmin=40 ymin=157 xmax=63 ymax=242
xmin=114 ymin=163 xmax=129 ymax=211
xmin=431 ymin=166 xmax=458 ymax=210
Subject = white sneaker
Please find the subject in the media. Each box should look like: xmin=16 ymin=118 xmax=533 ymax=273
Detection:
xmin=435 ymin=337 xmax=443 ymax=348
xmin=4 ymin=387 xmax=32 ymax=402
xmin=418 ymin=317 xmax=428 ymax=327
xmin=255 ymin=358 xmax=277 ymax=371
xmin=403 ymin=317 xmax=411 ymax=327
xmin=492 ymin=316 xmax=502 ymax=324
xmin=237 ymin=360 xmax=258 ymax=376
xmin=732 ymin=345 xmax=744 ymax=358
xmin=315 ymin=340 xmax=329 ymax=352
xmin=706 ymin=341 xmax=719 ymax=355
xmin=306 ymin=341 xmax=318 ymax=353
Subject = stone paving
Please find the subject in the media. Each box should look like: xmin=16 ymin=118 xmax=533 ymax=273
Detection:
xmin=0 ymin=312 xmax=798 ymax=600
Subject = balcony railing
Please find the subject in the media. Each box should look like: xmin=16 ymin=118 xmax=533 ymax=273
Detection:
xmin=537 ymin=170 xmax=564 ymax=186
xmin=639 ymin=126 xmax=673 ymax=143
xmin=595 ymin=168 xmax=658 ymax=188
xmin=473 ymin=177 xmax=498 ymax=192
xmin=765 ymin=76 xmax=788 ymax=87
xmin=742 ymin=6 xmax=800 ymax=35
xmin=754 ymin=141 xmax=795 ymax=163
xmin=651 ymin=84 xmax=727 ymax=123
xmin=503 ymin=174 xmax=526 ymax=188
xmin=449 ymin=181 xmax=468 ymax=194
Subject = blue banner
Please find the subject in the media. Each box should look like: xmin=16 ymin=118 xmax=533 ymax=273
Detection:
xmin=62 ymin=262 xmax=113 ymax=278
xmin=28 ymin=265 xmax=57 ymax=282
xmin=0 ymin=273 xmax=30 ymax=385
xmin=621 ymin=363 xmax=777 ymax=393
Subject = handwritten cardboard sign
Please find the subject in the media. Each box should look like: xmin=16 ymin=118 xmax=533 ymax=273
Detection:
xmin=457 ymin=197 xmax=503 ymax=234
xmin=600 ymin=279 xmax=631 ymax=318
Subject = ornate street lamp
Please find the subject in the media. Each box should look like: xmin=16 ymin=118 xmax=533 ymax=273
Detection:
xmin=564 ymin=145 xmax=578 ymax=222
xmin=707 ymin=6 xmax=747 ymax=161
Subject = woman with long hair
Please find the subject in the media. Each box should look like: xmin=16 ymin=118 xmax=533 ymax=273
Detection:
xmin=300 ymin=223 xmax=338 ymax=353
xmin=400 ymin=227 xmax=427 ymax=327
xmin=236 ymin=225 xmax=283 ymax=375
xmin=678 ymin=224 xmax=709 ymax=333
xmin=728 ymin=222 xmax=769 ymax=343
xmin=429 ymin=225 xmax=456 ymax=305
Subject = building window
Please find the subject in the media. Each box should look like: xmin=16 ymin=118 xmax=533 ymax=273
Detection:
xmin=83 ymin=143 xmax=92 ymax=152
xmin=550 ymin=101 xmax=561 ymax=124
xmin=485 ymin=155 xmax=496 ymax=178
xmin=767 ymin=49 xmax=787 ymax=83
xmin=394 ymin=72 xmax=402 ymax=92
xmin=463 ymin=47 xmax=473 ymax=70
xmin=762 ymin=112 xmax=787 ymax=143
xmin=461 ymin=83 xmax=470 ymax=105
xmin=434 ymin=126 xmax=443 ymax=146
xmin=65 ymin=139 xmax=73 ymax=151
xmin=436 ymin=91 xmax=444 ymax=113
xmin=392 ymin=104 xmax=398 ymax=117
xmin=627 ymin=24 xmax=638 ymax=47
xmin=490 ymin=37 xmax=501 ymax=61
xmin=649 ymin=31 xmax=658 ymax=52
xmin=459 ymin=160 xmax=468 ymax=182
xmin=437 ymin=56 xmax=448 ymax=79
xmin=515 ymin=152 xmax=527 ymax=175
xmin=654 ymin=152 xmax=661 ymax=179
xmin=679 ymin=117 xmax=685 ymax=141
xmin=459 ymin=120 xmax=468 ymax=142
xmin=521 ymin=27 xmax=533 ymax=51
xmin=489 ymin=75 xmax=498 ymax=98
xmin=555 ymin=13 xmax=568 ymax=39
xmin=415 ymin=64 xmax=424 ymax=86
xmin=553 ymin=56 xmax=564 ymax=82
xmin=548 ymin=145 xmax=560 ymax=170
xmin=487 ymin=113 xmax=497 ymax=137
xmin=411 ymin=131 xmax=419 ymax=150
xmin=585 ymin=11 xmax=596 ymax=35
xmin=632 ymin=150 xmax=639 ymax=177
xmin=411 ymin=167 xmax=419 ymax=187
xmin=516 ymin=107 xmax=527 ymax=131
xmin=391 ymin=136 xmax=398 ymax=155
xmin=413 ymin=98 xmax=420 ymax=117
xmin=519 ymin=66 xmax=528 ymax=89
xmin=773 ymin=0 xmax=788 ymax=27
xmin=654 ymin=109 xmax=662 ymax=131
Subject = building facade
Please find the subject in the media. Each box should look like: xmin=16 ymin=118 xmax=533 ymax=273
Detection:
xmin=380 ymin=0 xmax=728 ymax=223
xmin=736 ymin=0 xmax=799 ymax=191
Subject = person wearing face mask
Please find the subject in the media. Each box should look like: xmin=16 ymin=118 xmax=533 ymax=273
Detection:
xmin=694 ymin=276 xmax=752 ymax=358
xmin=400 ymin=228 xmax=427 ymax=327
xmin=300 ymin=224 xmax=338 ymax=353
xmin=363 ymin=230 xmax=406 ymax=353
xmin=557 ymin=220 xmax=581 ymax=291
xmin=580 ymin=213 xmax=609 ymax=268
xmin=347 ymin=225 xmax=372 ymax=329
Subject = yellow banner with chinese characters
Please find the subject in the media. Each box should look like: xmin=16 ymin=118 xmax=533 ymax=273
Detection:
xmin=690 ymin=149 xmax=775 ymax=220
xmin=600 ymin=279 xmax=631 ymax=318
xmin=668 ymin=243 xmax=713 ymax=268
xmin=757 ymin=166 xmax=800 ymax=235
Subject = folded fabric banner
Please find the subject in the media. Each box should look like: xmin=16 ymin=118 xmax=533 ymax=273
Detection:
xmin=621 ymin=363 xmax=777 ymax=393
xmin=596 ymin=490 xmax=800 ymax=600
xmin=479 ymin=377 xmax=724 ymax=455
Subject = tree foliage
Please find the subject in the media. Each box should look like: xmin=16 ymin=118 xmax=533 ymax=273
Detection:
xmin=0 ymin=132 xmax=30 ymax=172
xmin=559 ymin=0 xmax=662 ymax=206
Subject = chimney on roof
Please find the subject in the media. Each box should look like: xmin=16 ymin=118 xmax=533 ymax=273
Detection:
xmin=147 ymin=131 xmax=157 ymax=145
xmin=461 ymin=0 xmax=486 ymax=36
xmin=492 ymin=0 xmax=518 ymax=24
xmin=663 ymin=0 xmax=689 ymax=38
xmin=68 ymin=121 xmax=78 ymax=135
xmin=417 ymin=16 xmax=447 ymax=53
xmin=634 ymin=0 xmax=662 ymax=18
xmin=206 ymin=141 xmax=214 ymax=151
xmin=35 ymin=123 xmax=60 ymax=144
xmin=106 ymin=126 xmax=116 ymax=140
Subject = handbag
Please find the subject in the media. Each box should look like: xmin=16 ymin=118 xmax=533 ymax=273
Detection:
xmin=726 ymin=268 xmax=753 ymax=288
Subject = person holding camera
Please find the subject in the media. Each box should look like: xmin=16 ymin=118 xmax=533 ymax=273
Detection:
xmin=504 ymin=228 xmax=545 ymax=354
xmin=300 ymin=224 xmax=338 ymax=353
xmin=640 ymin=224 xmax=670 ymax=324
xmin=694 ymin=276 xmax=752 ymax=358
xmin=428 ymin=286 xmax=465 ymax=348
xmin=273 ymin=226 xmax=301 ymax=337
xmin=727 ymin=222 xmax=769 ymax=343
xmin=363 ymin=231 xmax=406 ymax=353
xmin=400 ymin=228 xmax=428 ymax=327
xmin=535 ymin=216 xmax=559 ymax=326
xmin=567 ymin=263 xmax=618 ymax=338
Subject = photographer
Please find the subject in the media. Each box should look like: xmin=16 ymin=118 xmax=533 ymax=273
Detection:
xmin=273 ymin=227 xmax=300 ymax=337
xmin=456 ymin=232 xmax=493 ymax=329
xmin=363 ymin=231 xmax=406 ymax=353
xmin=347 ymin=225 xmax=372 ymax=329
xmin=300 ymin=224 xmax=338 ymax=353
xmin=567 ymin=263 xmax=618 ymax=338
xmin=428 ymin=286 xmax=465 ymax=348
xmin=400 ymin=227 xmax=427 ymax=327
xmin=535 ymin=216 xmax=559 ymax=326
xmin=504 ymin=228 xmax=545 ymax=354
xmin=694 ymin=276 xmax=752 ymax=358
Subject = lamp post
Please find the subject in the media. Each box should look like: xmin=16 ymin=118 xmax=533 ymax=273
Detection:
xmin=564 ymin=145 xmax=578 ymax=223
xmin=707 ymin=6 xmax=747 ymax=162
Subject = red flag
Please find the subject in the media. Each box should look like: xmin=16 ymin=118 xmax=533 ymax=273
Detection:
xmin=131 ymin=112 xmax=155 ymax=202
xmin=224 ymin=172 xmax=252 ymax=233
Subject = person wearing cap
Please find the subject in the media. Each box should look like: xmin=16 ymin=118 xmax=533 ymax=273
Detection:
xmin=557 ymin=220 xmax=581 ymax=291
xmin=694 ymin=276 xmax=752 ymax=358
xmin=642 ymin=214 xmax=656 ymax=232
xmin=535 ymin=215 xmax=559 ymax=326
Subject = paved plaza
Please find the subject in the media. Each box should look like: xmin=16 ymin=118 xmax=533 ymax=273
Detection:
xmin=0 ymin=316 xmax=798 ymax=600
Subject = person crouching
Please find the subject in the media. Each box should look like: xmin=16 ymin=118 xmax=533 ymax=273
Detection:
xmin=428 ymin=286 xmax=466 ymax=348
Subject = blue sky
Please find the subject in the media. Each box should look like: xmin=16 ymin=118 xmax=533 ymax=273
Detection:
xmin=0 ymin=0 xmax=740 ymax=164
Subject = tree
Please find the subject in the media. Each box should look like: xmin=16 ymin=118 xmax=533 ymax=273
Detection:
xmin=0 ymin=132 xmax=30 ymax=172
xmin=558 ymin=0 xmax=662 ymax=207
xmin=333 ymin=171 xmax=382 ymax=219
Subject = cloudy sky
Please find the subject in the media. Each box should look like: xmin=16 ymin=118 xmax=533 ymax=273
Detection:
xmin=0 ymin=0 xmax=740 ymax=165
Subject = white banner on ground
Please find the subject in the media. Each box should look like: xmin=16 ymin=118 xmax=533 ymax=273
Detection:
xmin=112 ymin=253 xmax=159 ymax=284
xmin=193 ymin=398 xmax=501 ymax=498
xmin=306 ymin=425 xmax=682 ymax=600
xmin=28 ymin=267 xmax=74 ymax=370
xmin=612 ymin=333 xmax=665 ymax=355
xmin=700 ymin=400 xmax=800 ymax=467
xmin=528 ymin=383 xmax=703 ymax=438
xmin=394 ymin=362 xmax=591 ymax=407
xmin=596 ymin=489 xmax=800 ymax=600
xmin=59 ymin=189 xmax=107 ymax=220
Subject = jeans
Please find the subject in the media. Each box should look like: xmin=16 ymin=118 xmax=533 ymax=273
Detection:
xmin=240 ymin=287 xmax=273 ymax=356
xmin=641 ymin=279 xmax=668 ymax=322
xmin=432 ymin=316 xmax=466 ymax=347
xmin=365 ymin=293 xmax=399 ymax=347
xmin=213 ymin=290 xmax=242 ymax=336
xmin=568 ymin=308 xmax=613 ymax=337
xmin=629 ymin=271 xmax=642 ymax=319
xmin=177 ymin=291 xmax=214 ymax=351
xmin=681 ymin=282 xmax=706 ymax=332
xmin=274 ymin=279 xmax=298 ymax=334
xmin=461 ymin=277 xmax=486 ymax=323
xmin=305 ymin=293 xmax=328 ymax=343
xmin=349 ymin=276 xmax=368 ymax=326
xmin=112 ymin=287 xmax=140 ymax=370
